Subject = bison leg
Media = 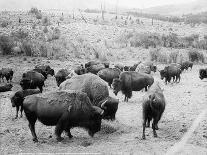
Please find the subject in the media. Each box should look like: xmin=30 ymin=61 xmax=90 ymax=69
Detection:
xmin=20 ymin=105 xmax=23 ymax=118
xmin=15 ymin=106 xmax=19 ymax=119
xmin=38 ymin=85 xmax=43 ymax=93
xmin=142 ymin=117 xmax=147 ymax=140
xmin=65 ymin=129 xmax=73 ymax=138
xmin=152 ymin=118 xmax=159 ymax=137
xmin=146 ymin=117 xmax=151 ymax=127
xmin=25 ymin=113 xmax=38 ymax=142
xmin=145 ymin=86 xmax=148 ymax=92
xmin=55 ymin=112 xmax=69 ymax=141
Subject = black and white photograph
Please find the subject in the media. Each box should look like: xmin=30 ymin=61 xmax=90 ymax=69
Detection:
xmin=0 ymin=0 xmax=207 ymax=154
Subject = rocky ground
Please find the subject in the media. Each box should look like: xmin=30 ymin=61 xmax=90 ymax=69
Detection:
xmin=0 ymin=56 xmax=206 ymax=154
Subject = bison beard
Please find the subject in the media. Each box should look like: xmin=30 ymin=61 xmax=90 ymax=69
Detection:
xmin=23 ymin=91 xmax=104 ymax=142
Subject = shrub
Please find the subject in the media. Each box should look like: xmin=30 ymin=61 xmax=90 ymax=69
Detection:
xmin=42 ymin=16 xmax=50 ymax=26
xmin=11 ymin=29 xmax=29 ymax=40
xmin=1 ymin=21 xmax=8 ymax=27
xmin=149 ymin=48 xmax=168 ymax=63
xmin=36 ymin=12 xmax=42 ymax=19
xmin=0 ymin=35 xmax=15 ymax=55
xmin=169 ymin=51 xmax=178 ymax=63
xmin=21 ymin=41 xmax=32 ymax=56
xmin=29 ymin=7 xmax=39 ymax=14
xmin=43 ymin=26 xmax=48 ymax=33
xmin=188 ymin=49 xmax=204 ymax=62
xmin=52 ymin=27 xmax=61 ymax=40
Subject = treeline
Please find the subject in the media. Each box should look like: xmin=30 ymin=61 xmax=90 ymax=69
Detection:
xmin=126 ymin=11 xmax=207 ymax=25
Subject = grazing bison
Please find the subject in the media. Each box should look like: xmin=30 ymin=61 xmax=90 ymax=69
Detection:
xmin=114 ymin=64 xmax=124 ymax=71
xmin=23 ymin=90 xmax=104 ymax=142
xmin=0 ymin=83 xmax=13 ymax=92
xmin=0 ymin=68 xmax=14 ymax=83
xmin=86 ymin=63 xmax=105 ymax=74
xmin=112 ymin=72 xmax=154 ymax=102
xmin=35 ymin=65 xmax=55 ymax=77
xmin=180 ymin=61 xmax=193 ymax=71
xmin=142 ymin=82 xmax=166 ymax=139
xmin=55 ymin=69 xmax=70 ymax=87
xmin=129 ymin=62 xmax=141 ymax=71
xmin=20 ymin=71 xmax=45 ymax=92
xmin=11 ymin=89 xmax=41 ymax=119
xmin=199 ymin=68 xmax=207 ymax=80
xmin=160 ymin=64 xmax=181 ymax=84
xmin=59 ymin=73 xmax=119 ymax=120
xmin=136 ymin=63 xmax=151 ymax=74
xmin=97 ymin=68 xmax=121 ymax=88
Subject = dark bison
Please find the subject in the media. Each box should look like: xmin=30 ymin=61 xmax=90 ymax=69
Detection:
xmin=179 ymin=61 xmax=193 ymax=71
xmin=0 ymin=83 xmax=13 ymax=92
xmin=86 ymin=63 xmax=105 ymax=74
xmin=160 ymin=64 xmax=182 ymax=84
xmin=112 ymin=72 xmax=154 ymax=102
xmin=11 ymin=89 xmax=41 ymax=119
xmin=199 ymin=68 xmax=207 ymax=80
xmin=35 ymin=65 xmax=55 ymax=77
xmin=97 ymin=68 xmax=121 ymax=88
xmin=55 ymin=69 xmax=70 ymax=87
xmin=114 ymin=64 xmax=124 ymax=71
xmin=129 ymin=62 xmax=141 ymax=71
xmin=142 ymin=61 xmax=157 ymax=72
xmin=59 ymin=73 xmax=119 ymax=120
xmin=20 ymin=71 xmax=45 ymax=92
xmin=142 ymin=82 xmax=166 ymax=139
xmin=0 ymin=68 xmax=14 ymax=83
xmin=23 ymin=90 xmax=104 ymax=142
xmin=85 ymin=61 xmax=100 ymax=68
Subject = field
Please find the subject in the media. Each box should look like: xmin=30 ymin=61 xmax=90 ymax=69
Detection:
xmin=0 ymin=10 xmax=207 ymax=154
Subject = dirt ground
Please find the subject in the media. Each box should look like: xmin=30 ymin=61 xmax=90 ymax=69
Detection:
xmin=0 ymin=56 xmax=206 ymax=154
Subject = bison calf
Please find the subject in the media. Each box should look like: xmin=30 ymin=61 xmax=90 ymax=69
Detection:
xmin=11 ymin=89 xmax=41 ymax=119
xmin=142 ymin=82 xmax=166 ymax=139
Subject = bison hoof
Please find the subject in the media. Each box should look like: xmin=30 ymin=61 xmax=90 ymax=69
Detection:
xmin=56 ymin=137 xmax=64 ymax=142
xmin=154 ymin=134 xmax=158 ymax=138
xmin=33 ymin=138 xmax=38 ymax=143
xmin=15 ymin=116 xmax=18 ymax=119
xmin=142 ymin=136 xmax=146 ymax=140
xmin=155 ymin=125 xmax=159 ymax=130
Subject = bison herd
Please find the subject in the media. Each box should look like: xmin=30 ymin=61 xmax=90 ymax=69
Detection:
xmin=0 ymin=59 xmax=206 ymax=142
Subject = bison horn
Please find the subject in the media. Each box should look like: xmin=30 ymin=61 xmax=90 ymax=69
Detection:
xmin=101 ymin=99 xmax=107 ymax=108
xmin=92 ymin=106 xmax=104 ymax=115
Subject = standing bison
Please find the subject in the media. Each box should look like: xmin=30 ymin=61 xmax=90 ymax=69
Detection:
xmin=97 ymin=68 xmax=121 ymax=88
xmin=112 ymin=72 xmax=154 ymax=102
xmin=114 ymin=64 xmax=124 ymax=71
xmin=11 ymin=89 xmax=41 ymax=119
xmin=55 ymin=69 xmax=70 ymax=87
xmin=179 ymin=61 xmax=193 ymax=71
xmin=199 ymin=68 xmax=207 ymax=80
xmin=35 ymin=65 xmax=55 ymax=77
xmin=20 ymin=71 xmax=45 ymax=92
xmin=59 ymin=73 xmax=119 ymax=120
xmin=160 ymin=64 xmax=181 ymax=84
xmin=23 ymin=90 xmax=104 ymax=142
xmin=0 ymin=68 xmax=14 ymax=83
xmin=142 ymin=82 xmax=166 ymax=139
xmin=86 ymin=63 xmax=105 ymax=74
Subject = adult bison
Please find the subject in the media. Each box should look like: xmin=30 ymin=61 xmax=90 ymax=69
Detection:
xmin=180 ymin=61 xmax=193 ymax=71
xmin=85 ymin=61 xmax=100 ymax=68
xmin=135 ymin=63 xmax=151 ymax=74
xmin=97 ymin=68 xmax=121 ymax=88
xmin=32 ymin=68 xmax=47 ymax=79
xmin=160 ymin=64 xmax=181 ymax=84
xmin=23 ymin=90 xmax=104 ymax=142
xmin=35 ymin=65 xmax=55 ymax=77
xmin=129 ymin=62 xmax=141 ymax=71
xmin=86 ymin=63 xmax=105 ymax=74
xmin=0 ymin=83 xmax=13 ymax=92
xmin=20 ymin=71 xmax=45 ymax=92
xmin=0 ymin=68 xmax=14 ymax=83
xmin=55 ymin=69 xmax=70 ymax=87
xmin=142 ymin=61 xmax=157 ymax=72
xmin=112 ymin=72 xmax=154 ymax=102
xmin=59 ymin=73 xmax=119 ymax=120
xmin=199 ymin=68 xmax=207 ymax=80
xmin=142 ymin=82 xmax=166 ymax=139
xmin=11 ymin=89 xmax=41 ymax=119
xmin=74 ymin=64 xmax=87 ymax=75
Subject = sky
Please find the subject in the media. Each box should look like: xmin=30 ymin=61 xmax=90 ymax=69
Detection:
xmin=0 ymin=0 xmax=197 ymax=11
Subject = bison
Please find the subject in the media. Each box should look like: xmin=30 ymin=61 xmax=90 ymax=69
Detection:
xmin=142 ymin=61 xmax=157 ymax=72
xmin=35 ymin=65 xmax=55 ymax=77
xmin=97 ymin=68 xmax=121 ymax=88
xmin=11 ymin=89 xmax=41 ymax=119
xmin=160 ymin=64 xmax=181 ymax=84
xmin=114 ymin=64 xmax=124 ymax=71
xmin=20 ymin=71 xmax=45 ymax=92
xmin=32 ymin=68 xmax=47 ymax=79
xmin=59 ymin=73 xmax=119 ymax=120
xmin=142 ymin=82 xmax=166 ymax=139
xmin=135 ymin=63 xmax=151 ymax=74
xmin=86 ymin=63 xmax=105 ymax=74
xmin=23 ymin=90 xmax=104 ymax=142
xmin=55 ymin=69 xmax=70 ymax=87
xmin=85 ymin=61 xmax=100 ymax=68
xmin=129 ymin=62 xmax=141 ymax=71
xmin=112 ymin=72 xmax=154 ymax=102
xmin=0 ymin=83 xmax=13 ymax=92
xmin=179 ymin=61 xmax=193 ymax=71
xmin=0 ymin=68 xmax=14 ymax=83
xmin=74 ymin=64 xmax=87 ymax=75
xmin=199 ymin=68 xmax=207 ymax=80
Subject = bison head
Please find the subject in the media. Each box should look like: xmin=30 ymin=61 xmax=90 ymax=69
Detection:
xmin=100 ymin=97 xmax=119 ymax=121
xmin=11 ymin=91 xmax=23 ymax=107
xmin=159 ymin=69 xmax=167 ymax=80
xmin=151 ymin=65 xmax=157 ymax=72
xmin=112 ymin=78 xmax=121 ymax=96
xmin=48 ymin=69 xmax=55 ymax=76
xmin=88 ymin=106 xmax=104 ymax=137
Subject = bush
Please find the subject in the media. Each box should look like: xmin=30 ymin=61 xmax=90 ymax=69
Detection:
xmin=11 ymin=29 xmax=29 ymax=40
xmin=1 ymin=21 xmax=8 ymax=28
xmin=149 ymin=48 xmax=168 ymax=63
xmin=188 ymin=49 xmax=204 ymax=62
xmin=169 ymin=51 xmax=178 ymax=63
xmin=52 ymin=27 xmax=61 ymax=40
xmin=43 ymin=26 xmax=48 ymax=33
xmin=29 ymin=7 xmax=40 ymax=14
xmin=21 ymin=41 xmax=32 ymax=56
xmin=0 ymin=35 xmax=15 ymax=55
xmin=36 ymin=12 xmax=42 ymax=19
xmin=42 ymin=16 xmax=50 ymax=26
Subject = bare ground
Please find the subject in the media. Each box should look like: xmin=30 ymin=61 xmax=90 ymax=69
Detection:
xmin=0 ymin=56 xmax=207 ymax=154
